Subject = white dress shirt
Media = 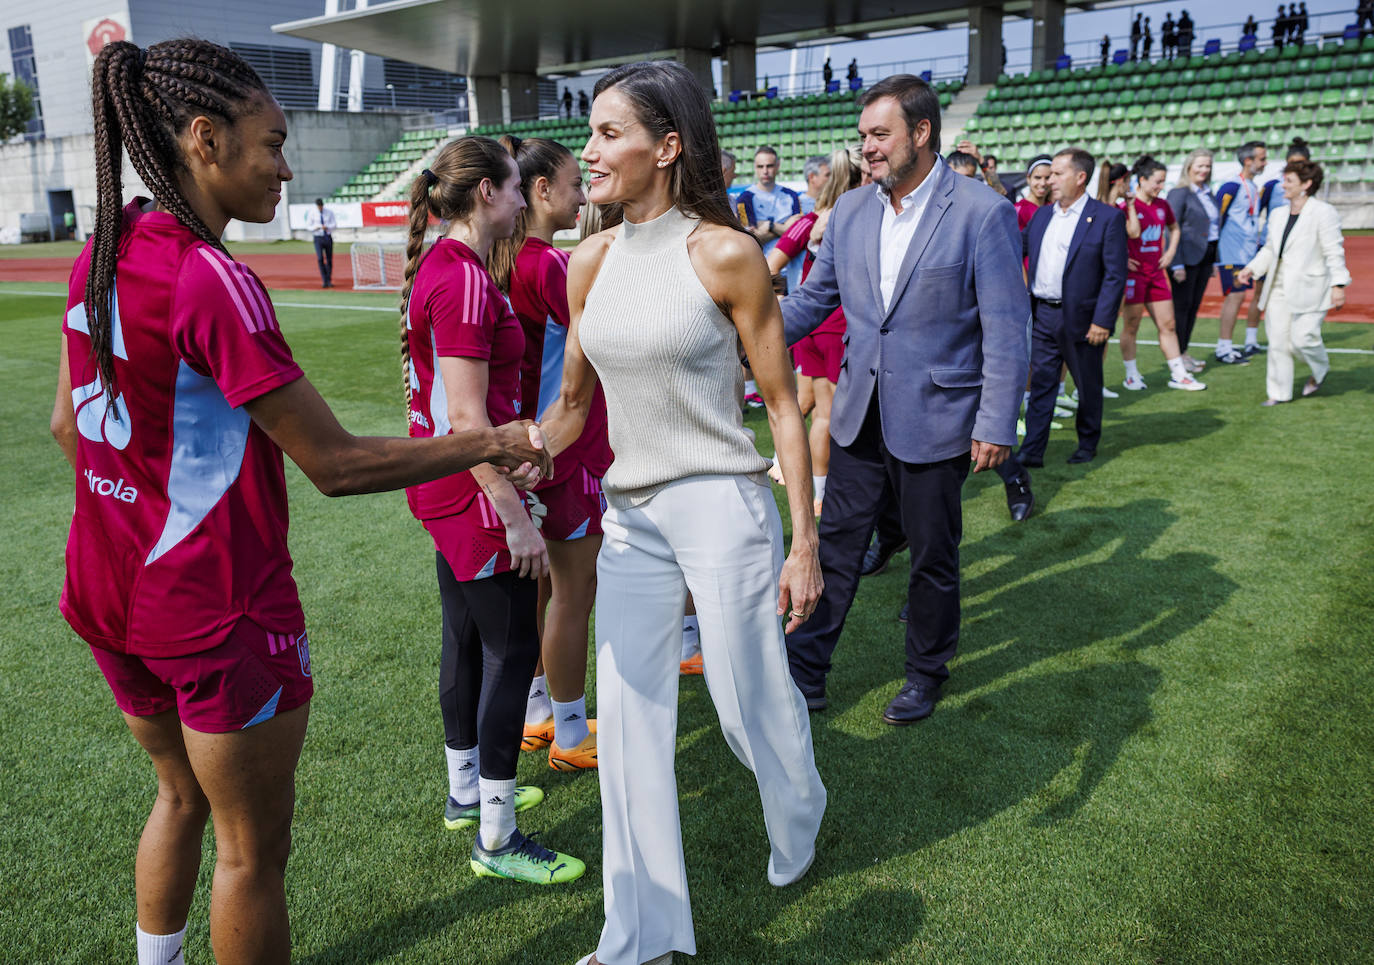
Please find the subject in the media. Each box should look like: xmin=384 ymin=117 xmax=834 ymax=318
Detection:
xmin=876 ymin=156 xmax=942 ymax=311
xmin=306 ymin=207 xmax=337 ymax=237
xmin=1031 ymin=191 xmax=1088 ymax=300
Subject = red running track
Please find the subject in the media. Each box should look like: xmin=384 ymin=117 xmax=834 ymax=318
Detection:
xmin=4 ymin=243 xmax=1372 ymax=321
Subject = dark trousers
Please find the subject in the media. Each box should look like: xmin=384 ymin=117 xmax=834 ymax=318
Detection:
xmin=1018 ymin=300 xmax=1104 ymax=462
xmin=1171 ymin=241 xmax=1217 ymax=354
xmin=313 ymin=234 xmax=333 ymax=286
xmin=787 ymin=395 xmax=969 ymax=697
xmin=436 ymin=557 xmax=540 ymax=781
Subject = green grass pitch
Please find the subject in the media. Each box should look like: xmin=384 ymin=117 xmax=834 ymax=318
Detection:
xmin=2 ymin=279 xmax=1372 ymax=963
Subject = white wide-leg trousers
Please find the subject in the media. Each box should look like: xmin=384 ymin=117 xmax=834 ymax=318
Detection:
xmin=592 ymin=474 xmax=827 ymax=965
xmin=1264 ymin=279 xmax=1330 ymax=402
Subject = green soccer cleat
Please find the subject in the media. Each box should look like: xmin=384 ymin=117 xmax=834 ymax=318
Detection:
xmin=443 ymin=785 xmax=545 ymax=830
xmin=470 ymin=829 xmax=585 ymax=884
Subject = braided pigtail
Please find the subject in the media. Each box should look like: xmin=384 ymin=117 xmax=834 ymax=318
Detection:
xmin=83 ymin=38 xmax=270 ymax=410
xmin=398 ymin=170 xmax=436 ymax=406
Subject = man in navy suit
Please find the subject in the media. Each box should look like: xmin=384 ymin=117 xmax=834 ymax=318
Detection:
xmin=780 ymin=75 xmax=1029 ymax=724
xmin=1007 ymin=148 xmax=1127 ymax=470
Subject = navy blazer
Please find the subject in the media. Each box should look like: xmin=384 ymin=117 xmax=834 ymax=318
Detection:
xmin=781 ymin=160 xmax=1029 ymax=463
xmin=1024 ymin=196 xmax=1127 ymax=337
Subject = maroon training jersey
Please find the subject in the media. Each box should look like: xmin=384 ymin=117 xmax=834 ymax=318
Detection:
xmin=404 ymin=238 xmax=526 ymax=522
xmin=1118 ymin=196 xmax=1177 ymax=275
xmin=60 ymin=200 xmax=305 ymax=657
xmin=776 ymin=211 xmax=846 ymax=337
xmin=509 ymin=237 xmax=612 ymax=484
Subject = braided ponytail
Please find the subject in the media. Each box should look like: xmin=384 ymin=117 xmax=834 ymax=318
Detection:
xmin=86 ymin=38 xmax=269 ymax=409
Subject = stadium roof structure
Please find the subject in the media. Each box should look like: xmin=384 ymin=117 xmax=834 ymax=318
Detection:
xmin=274 ymin=0 xmax=1096 ymax=78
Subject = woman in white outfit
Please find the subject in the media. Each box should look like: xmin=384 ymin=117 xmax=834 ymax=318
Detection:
xmin=1235 ymin=159 xmax=1351 ymax=405
xmin=538 ymin=60 xmax=827 ymax=965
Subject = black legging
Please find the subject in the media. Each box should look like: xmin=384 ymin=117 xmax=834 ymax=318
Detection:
xmin=436 ymin=555 xmax=540 ymax=781
xmin=1170 ymin=240 xmax=1217 ymax=354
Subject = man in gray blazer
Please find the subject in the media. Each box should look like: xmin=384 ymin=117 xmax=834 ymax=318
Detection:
xmin=780 ymin=74 xmax=1029 ymax=724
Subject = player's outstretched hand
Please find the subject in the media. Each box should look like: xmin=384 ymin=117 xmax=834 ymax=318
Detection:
xmin=490 ymin=420 xmax=553 ymax=488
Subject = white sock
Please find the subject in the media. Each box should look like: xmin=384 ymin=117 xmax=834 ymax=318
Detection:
xmin=1216 ymin=337 xmax=1233 ymax=355
xmin=479 ymin=777 xmax=517 ymax=851
xmin=812 ymin=475 xmax=826 ymax=501
xmin=1166 ymin=356 xmax=1188 ymax=381
xmin=1058 ymin=380 xmax=1066 ymax=397
xmin=524 ymin=674 xmax=551 ymax=726
xmin=1123 ymin=358 xmax=1141 ymax=380
xmin=137 ymin=923 xmax=186 ymax=965
xmin=744 ymin=379 xmax=758 ymax=395
xmin=1244 ymin=326 xmax=1259 ymax=347
xmin=1022 ymin=389 xmax=1031 ymax=409
xmin=552 ymin=695 xmax=589 ymax=748
xmin=681 ymin=615 xmax=700 ymax=659
xmin=445 ymin=745 xmax=479 ymax=804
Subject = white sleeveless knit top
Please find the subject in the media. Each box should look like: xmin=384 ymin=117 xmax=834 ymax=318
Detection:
xmin=579 ymin=205 xmax=769 ymax=505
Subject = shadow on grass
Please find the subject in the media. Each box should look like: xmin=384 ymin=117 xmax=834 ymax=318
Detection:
xmin=647 ymin=497 xmax=1238 ymax=961
xmin=301 ymin=498 xmax=1236 ymax=964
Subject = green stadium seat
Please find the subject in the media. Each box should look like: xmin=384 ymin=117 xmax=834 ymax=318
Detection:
xmin=1179 ymin=100 xmax=1202 ymax=117
xmin=1300 ymin=90 xmax=1321 ymax=108
xmin=1315 ymin=106 xmax=1338 ymax=125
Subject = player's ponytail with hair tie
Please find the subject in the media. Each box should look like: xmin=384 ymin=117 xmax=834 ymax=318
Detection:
xmin=421 ymin=168 xmax=438 ymax=188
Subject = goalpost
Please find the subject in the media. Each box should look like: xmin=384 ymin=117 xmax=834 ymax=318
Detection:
xmin=350 ymin=242 xmax=408 ymax=290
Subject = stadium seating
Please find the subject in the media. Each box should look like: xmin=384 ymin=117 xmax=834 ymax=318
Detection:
xmin=330 ymin=128 xmax=451 ymax=202
xmin=332 ymin=81 xmax=965 ymax=201
xmin=964 ymin=35 xmax=1374 ymax=180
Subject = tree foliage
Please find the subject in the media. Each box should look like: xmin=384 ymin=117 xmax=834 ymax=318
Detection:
xmin=0 ymin=73 xmax=36 ymax=142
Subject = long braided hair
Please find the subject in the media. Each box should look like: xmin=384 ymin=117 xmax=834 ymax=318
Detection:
xmin=87 ymin=39 xmax=269 ymax=410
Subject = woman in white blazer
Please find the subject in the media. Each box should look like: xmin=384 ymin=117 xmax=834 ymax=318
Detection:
xmin=1236 ymin=160 xmax=1351 ymax=404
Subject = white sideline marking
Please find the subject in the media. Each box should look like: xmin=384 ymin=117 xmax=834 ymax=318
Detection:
xmin=7 ymin=287 xmax=1374 ymax=353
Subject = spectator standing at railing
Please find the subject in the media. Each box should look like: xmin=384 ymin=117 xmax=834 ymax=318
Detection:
xmin=1177 ymin=10 xmax=1195 ymax=56
xmin=562 ymin=87 xmax=573 ymax=118
xmin=847 ymin=59 xmax=858 ymax=85
xmin=1162 ymin=14 xmax=1178 ymax=61
xmin=1131 ymin=14 xmax=1142 ymax=60
xmin=1101 ymin=34 xmax=1111 ymax=67
xmin=823 ymin=58 xmax=833 ymax=90
xmin=1142 ymin=18 xmax=1154 ymax=60
xmin=1360 ymin=0 xmax=1374 ymax=38
xmin=1273 ymin=5 xmax=1288 ymax=49
xmin=577 ymin=90 xmax=589 ymax=116
xmin=1297 ymin=2 xmax=1309 ymax=43
xmin=1244 ymin=14 xmax=1259 ymax=38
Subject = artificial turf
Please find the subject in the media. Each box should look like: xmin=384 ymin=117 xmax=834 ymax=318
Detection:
xmin=2 ymin=279 xmax=1371 ymax=963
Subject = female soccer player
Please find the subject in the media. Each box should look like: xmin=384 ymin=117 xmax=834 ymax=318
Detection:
xmin=1015 ymin=154 xmax=1053 ymax=231
xmin=539 ymin=59 xmax=827 ymax=965
xmin=52 ymin=40 xmax=548 ymax=965
xmin=490 ymin=136 xmax=608 ymax=770
xmin=399 ymin=136 xmax=586 ymax=883
xmin=765 ymin=145 xmax=863 ymax=516
xmin=1118 ymin=156 xmax=1206 ymax=391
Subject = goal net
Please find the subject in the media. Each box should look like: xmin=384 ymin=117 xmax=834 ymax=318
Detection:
xmin=350 ymin=242 xmax=408 ymax=290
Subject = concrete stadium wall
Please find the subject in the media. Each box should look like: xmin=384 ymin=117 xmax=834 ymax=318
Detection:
xmin=282 ymin=108 xmax=405 ymax=206
xmin=0 ymin=132 xmax=148 ymax=242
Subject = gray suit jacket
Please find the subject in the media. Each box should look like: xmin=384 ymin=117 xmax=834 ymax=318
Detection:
xmin=1166 ymin=184 xmax=1215 ymax=269
xmin=781 ymin=161 xmax=1030 ymax=464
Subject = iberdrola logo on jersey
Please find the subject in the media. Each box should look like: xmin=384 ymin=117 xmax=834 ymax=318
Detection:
xmin=66 ymin=296 xmax=132 ymax=450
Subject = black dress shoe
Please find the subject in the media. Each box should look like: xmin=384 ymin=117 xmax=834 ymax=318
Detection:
xmin=898 ymin=601 xmax=909 ymax=623
xmin=1066 ymin=449 xmax=1095 ymax=464
xmin=882 ymin=681 xmax=940 ymax=725
xmin=860 ymin=537 xmax=909 ymax=577
xmin=1004 ymin=475 xmax=1034 ymax=521
xmin=1018 ymin=454 xmax=1044 ymax=469
xmin=804 ymin=693 xmax=828 ymax=712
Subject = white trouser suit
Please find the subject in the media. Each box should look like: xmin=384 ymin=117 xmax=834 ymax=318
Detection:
xmin=593 ymin=475 xmax=827 ymax=963
xmin=577 ymin=205 xmax=826 ymax=964
xmin=1243 ymin=196 xmax=1349 ymax=402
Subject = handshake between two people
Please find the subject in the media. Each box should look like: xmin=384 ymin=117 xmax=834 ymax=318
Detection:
xmin=490 ymin=421 xmax=554 ymax=489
